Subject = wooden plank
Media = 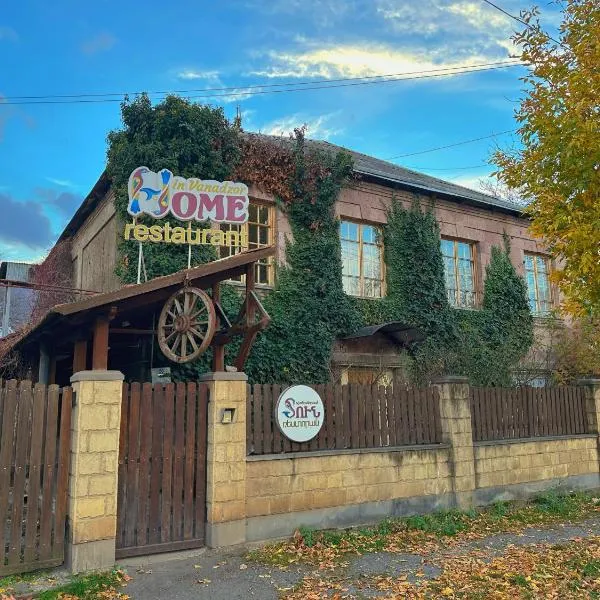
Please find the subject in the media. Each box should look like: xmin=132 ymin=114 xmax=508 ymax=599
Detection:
xmin=396 ymin=387 xmax=409 ymax=446
xmin=432 ymin=387 xmax=442 ymax=444
xmin=281 ymin=385 xmax=292 ymax=453
xmin=23 ymin=384 xmax=45 ymax=563
xmin=52 ymin=386 xmax=73 ymax=562
xmin=575 ymin=387 xmax=585 ymax=434
xmin=172 ymin=383 xmax=186 ymax=541
xmin=272 ymin=385 xmax=283 ymax=453
xmin=565 ymin=386 xmax=575 ymax=435
xmin=38 ymin=385 xmax=58 ymax=562
xmin=117 ymin=383 xmax=129 ymax=549
xmin=542 ymin=388 xmax=550 ymax=437
xmin=125 ymin=383 xmax=141 ymax=549
xmin=406 ymin=387 xmax=416 ymax=444
xmin=0 ymin=380 xmax=18 ymax=568
xmin=379 ymin=387 xmax=390 ymax=447
xmin=364 ymin=385 xmax=374 ymax=448
xmin=73 ymin=340 xmax=87 ymax=373
xmin=8 ymin=381 xmax=33 ymax=566
xmin=324 ymin=384 xmax=335 ymax=449
xmin=253 ymin=385 xmax=263 ymax=455
xmin=148 ymin=384 xmax=164 ymax=545
xmin=474 ymin=388 xmax=483 ymax=442
xmin=92 ymin=316 xmax=110 ymax=370
xmin=263 ymin=384 xmax=273 ymax=454
xmin=135 ymin=383 xmax=153 ymax=546
xmin=161 ymin=384 xmax=175 ymax=543
xmin=183 ymin=383 xmax=197 ymax=540
xmin=556 ymin=387 xmax=566 ymax=435
xmin=194 ymin=384 xmax=208 ymax=541
xmin=357 ymin=385 xmax=367 ymax=448
xmin=350 ymin=384 xmax=360 ymax=449
xmin=385 ymin=386 xmax=395 ymax=447
xmin=550 ymin=387 xmax=558 ymax=436
xmin=422 ymin=388 xmax=433 ymax=444
xmin=334 ymin=384 xmax=344 ymax=449
xmin=526 ymin=387 xmax=534 ymax=438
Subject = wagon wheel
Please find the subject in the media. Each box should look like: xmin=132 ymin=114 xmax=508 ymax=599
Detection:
xmin=158 ymin=287 xmax=216 ymax=363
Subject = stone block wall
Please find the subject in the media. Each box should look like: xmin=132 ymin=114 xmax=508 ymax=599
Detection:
xmin=246 ymin=447 xmax=452 ymax=519
xmin=475 ymin=436 xmax=599 ymax=492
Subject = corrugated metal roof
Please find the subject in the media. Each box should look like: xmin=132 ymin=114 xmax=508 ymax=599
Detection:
xmin=0 ymin=262 xmax=32 ymax=281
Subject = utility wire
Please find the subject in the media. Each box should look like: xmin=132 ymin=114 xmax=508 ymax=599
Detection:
xmin=479 ymin=0 xmax=566 ymax=49
xmin=2 ymin=61 xmax=523 ymax=106
xmin=387 ymin=129 xmax=516 ymax=160
xmin=4 ymin=59 xmax=522 ymax=101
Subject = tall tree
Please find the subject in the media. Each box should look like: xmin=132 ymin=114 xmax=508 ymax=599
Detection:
xmin=493 ymin=0 xmax=600 ymax=315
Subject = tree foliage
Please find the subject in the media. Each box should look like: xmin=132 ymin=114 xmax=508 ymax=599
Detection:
xmin=493 ymin=0 xmax=600 ymax=315
xmin=245 ymin=130 xmax=358 ymax=384
xmin=106 ymin=94 xmax=242 ymax=283
xmin=359 ymin=202 xmax=534 ymax=385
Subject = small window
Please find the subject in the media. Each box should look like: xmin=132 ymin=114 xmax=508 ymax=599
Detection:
xmin=441 ymin=238 xmax=476 ymax=308
xmin=524 ymin=253 xmax=552 ymax=315
xmin=340 ymin=221 xmax=384 ymax=298
xmin=220 ymin=202 xmax=275 ymax=285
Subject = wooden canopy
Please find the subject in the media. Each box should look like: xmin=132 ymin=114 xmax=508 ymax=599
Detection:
xmin=2 ymin=247 xmax=275 ymax=383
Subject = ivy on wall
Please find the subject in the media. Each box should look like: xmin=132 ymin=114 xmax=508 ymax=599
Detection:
xmin=357 ymin=200 xmax=534 ymax=385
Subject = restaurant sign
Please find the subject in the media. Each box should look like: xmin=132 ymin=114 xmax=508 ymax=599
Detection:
xmin=275 ymin=385 xmax=324 ymax=443
xmin=125 ymin=166 xmax=250 ymax=247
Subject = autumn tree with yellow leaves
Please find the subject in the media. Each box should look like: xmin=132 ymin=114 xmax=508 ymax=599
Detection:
xmin=494 ymin=0 xmax=600 ymax=315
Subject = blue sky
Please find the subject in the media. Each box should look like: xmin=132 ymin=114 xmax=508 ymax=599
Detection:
xmin=0 ymin=0 xmax=561 ymax=263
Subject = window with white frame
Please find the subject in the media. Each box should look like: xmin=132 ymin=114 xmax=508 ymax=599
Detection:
xmin=441 ymin=238 xmax=476 ymax=308
xmin=340 ymin=221 xmax=384 ymax=298
xmin=524 ymin=253 xmax=552 ymax=315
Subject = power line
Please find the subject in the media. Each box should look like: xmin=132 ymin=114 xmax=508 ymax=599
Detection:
xmin=387 ymin=129 xmax=516 ymax=160
xmin=3 ymin=59 xmax=522 ymax=101
xmin=402 ymin=163 xmax=491 ymax=171
xmin=479 ymin=0 xmax=565 ymax=49
xmin=2 ymin=61 xmax=523 ymax=106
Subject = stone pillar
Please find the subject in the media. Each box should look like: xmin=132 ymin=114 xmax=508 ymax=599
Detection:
xmin=578 ymin=378 xmax=600 ymax=435
xmin=67 ymin=370 xmax=124 ymax=573
xmin=432 ymin=376 xmax=475 ymax=509
xmin=200 ymin=372 xmax=248 ymax=547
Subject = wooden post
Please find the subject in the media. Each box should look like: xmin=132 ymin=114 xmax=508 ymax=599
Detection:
xmin=212 ymin=283 xmax=225 ymax=372
xmin=73 ymin=340 xmax=87 ymax=373
xmin=245 ymin=263 xmax=256 ymax=326
xmin=92 ymin=317 xmax=110 ymax=370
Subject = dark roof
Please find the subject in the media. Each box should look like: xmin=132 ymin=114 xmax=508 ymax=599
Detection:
xmin=59 ymin=133 xmax=523 ymax=244
xmin=344 ymin=322 xmax=425 ymax=346
xmin=249 ymin=133 xmax=523 ymax=215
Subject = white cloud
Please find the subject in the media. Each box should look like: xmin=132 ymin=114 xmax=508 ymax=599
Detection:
xmin=251 ymin=43 xmax=511 ymax=79
xmin=46 ymin=177 xmax=76 ymax=188
xmin=175 ymin=69 xmax=220 ymax=81
xmin=258 ymin=112 xmax=343 ymax=140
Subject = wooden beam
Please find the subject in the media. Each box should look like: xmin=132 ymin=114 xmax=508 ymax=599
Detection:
xmin=73 ymin=339 xmax=88 ymax=373
xmin=245 ymin=263 xmax=256 ymax=326
xmin=92 ymin=317 xmax=110 ymax=370
xmin=212 ymin=282 xmax=225 ymax=372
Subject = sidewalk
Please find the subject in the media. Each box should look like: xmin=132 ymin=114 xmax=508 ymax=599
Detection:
xmin=121 ymin=515 xmax=600 ymax=599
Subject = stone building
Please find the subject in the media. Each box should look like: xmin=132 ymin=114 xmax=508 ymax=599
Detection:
xmin=53 ymin=137 xmax=554 ymax=383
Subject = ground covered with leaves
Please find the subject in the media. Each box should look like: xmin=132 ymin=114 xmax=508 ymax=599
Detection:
xmin=248 ymin=492 xmax=600 ymax=599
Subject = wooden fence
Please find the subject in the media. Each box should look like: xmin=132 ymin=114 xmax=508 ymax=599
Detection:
xmin=471 ymin=386 xmax=589 ymax=442
xmin=116 ymin=382 xmax=209 ymax=558
xmin=247 ymin=383 xmax=442 ymax=455
xmin=0 ymin=380 xmax=72 ymax=576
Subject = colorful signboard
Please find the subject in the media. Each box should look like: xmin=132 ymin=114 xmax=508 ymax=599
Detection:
xmin=275 ymin=385 xmax=325 ymax=443
xmin=125 ymin=167 xmax=250 ymax=247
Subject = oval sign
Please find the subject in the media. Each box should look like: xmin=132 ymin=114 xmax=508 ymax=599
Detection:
xmin=275 ymin=385 xmax=325 ymax=443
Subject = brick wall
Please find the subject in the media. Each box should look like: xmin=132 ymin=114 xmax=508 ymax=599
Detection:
xmin=475 ymin=436 xmax=599 ymax=489
xmin=246 ymin=447 xmax=452 ymax=519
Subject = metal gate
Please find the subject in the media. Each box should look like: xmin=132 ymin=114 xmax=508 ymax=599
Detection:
xmin=116 ymin=382 xmax=208 ymax=558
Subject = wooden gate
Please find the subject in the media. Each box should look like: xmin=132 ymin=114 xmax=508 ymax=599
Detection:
xmin=0 ymin=380 xmax=72 ymax=575
xmin=116 ymin=382 xmax=208 ymax=558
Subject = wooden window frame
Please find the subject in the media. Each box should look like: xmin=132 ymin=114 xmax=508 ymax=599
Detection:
xmin=523 ymin=252 xmax=553 ymax=316
xmin=220 ymin=200 xmax=276 ymax=286
xmin=340 ymin=219 xmax=386 ymax=299
xmin=441 ymin=237 xmax=479 ymax=309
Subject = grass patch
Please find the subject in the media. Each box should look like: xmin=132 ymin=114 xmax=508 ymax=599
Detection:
xmin=0 ymin=570 xmax=51 ymax=590
xmin=34 ymin=570 xmax=128 ymax=600
xmin=249 ymin=491 xmax=600 ymax=567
